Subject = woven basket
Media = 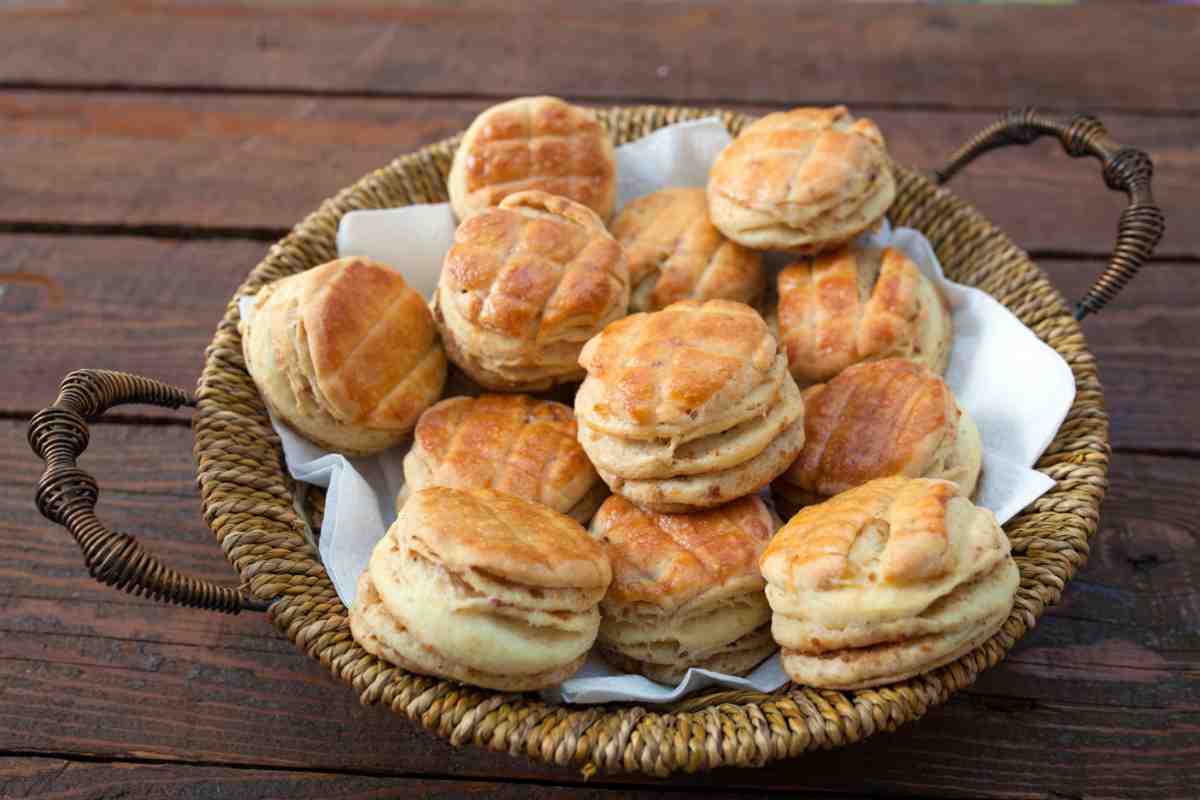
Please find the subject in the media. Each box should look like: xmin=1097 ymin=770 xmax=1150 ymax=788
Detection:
xmin=30 ymin=105 xmax=1164 ymax=777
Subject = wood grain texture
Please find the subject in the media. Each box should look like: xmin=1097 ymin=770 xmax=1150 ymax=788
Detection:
xmin=0 ymin=234 xmax=260 ymax=415
xmin=0 ymin=757 xmax=808 ymax=800
xmin=1 ymin=3 xmax=1196 ymax=114
xmin=4 ymin=418 xmax=1196 ymax=796
xmin=1 ymin=91 xmax=1193 ymax=258
xmin=3 ymin=234 xmax=1197 ymax=452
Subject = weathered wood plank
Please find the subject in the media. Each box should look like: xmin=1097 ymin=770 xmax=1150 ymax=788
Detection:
xmin=0 ymin=756 xmax=806 ymax=800
xmin=1 ymin=92 xmax=1193 ymax=257
xmin=3 ymin=235 xmax=1196 ymax=452
xmin=1 ymin=4 xmax=1195 ymax=114
xmin=0 ymin=234 xmax=261 ymax=416
xmin=0 ymin=631 xmax=1187 ymax=797
xmin=2 ymin=416 xmax=1196 ymax=795
xmin=1050 ymin=263 xmax=1200 ymax=455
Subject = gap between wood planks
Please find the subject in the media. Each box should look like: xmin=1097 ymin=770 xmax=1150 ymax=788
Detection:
xmin=4 ymin=81 xmax=1200 ymax=121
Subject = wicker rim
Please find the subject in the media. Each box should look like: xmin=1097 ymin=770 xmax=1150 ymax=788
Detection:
xmin=192 ymin=106 xmax=1107 ymax=777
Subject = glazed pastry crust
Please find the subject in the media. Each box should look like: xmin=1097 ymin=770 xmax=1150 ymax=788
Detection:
xmin=611 ymin=187 xmax=765 ymax=312
xmin=707 ymin=106 xmax=895 ymax=253
xmin=589 ymin=495 xmax=780 ymax=682
xmin=398 ymin=394 xmax=606 ymax=524
xmin=759 ymin=477 xmax=1019 ymax=690
xmin=773 ymin=246 xmax=952 ymax=386
xmin=773 ymin=359 xmax=981 ymax=514
xmin=434 ymin=191 xmax=630 ymax=391
xmin=240 ymin=257 xmax=446 ymax=454
xmin=448 ymin=96 xmax=617 ymax=221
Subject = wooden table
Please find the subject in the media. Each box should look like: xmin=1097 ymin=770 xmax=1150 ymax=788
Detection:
xmin=2 ymin=5 xmax=1196 ymax=798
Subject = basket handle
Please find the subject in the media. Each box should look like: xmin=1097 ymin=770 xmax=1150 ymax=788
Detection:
xmin=28 ymin=369 xmax=271 ymax=614
xmin=934 ymin=108 xmax=1165 ymax=320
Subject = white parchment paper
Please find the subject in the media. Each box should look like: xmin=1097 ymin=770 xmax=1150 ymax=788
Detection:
xmin=239 ymin=118 xmax=1075 ymax=705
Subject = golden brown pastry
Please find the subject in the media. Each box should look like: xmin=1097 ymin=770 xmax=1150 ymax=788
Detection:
xmin=759 ymin=476 xmax=1019 ymax=690
xmin=773 ymin=359 xmax=981 ymax=517
xmin=589 ymin=495 xmax=779 ymax=683
xmin=575 ymin=299 xmax=805 ymax=513
xmin=448 ymin=96 xmax=617 ymax=222
xmin=350 ymin=487 xmax=611 ymax=692
xmin=240 ymin=257 xmax=446 ymax=455
xmin=773 ymin=245 xmax=952 ymax=386
xmin=398 ymin=394 xmax=607 ymax=523
xmin=432 ymin=190 xmax=630 ymax=391
xmin=610 ymin=187 xmax=765 ymax=313
xmin=707 ymin=106 xmax=895 ymax=254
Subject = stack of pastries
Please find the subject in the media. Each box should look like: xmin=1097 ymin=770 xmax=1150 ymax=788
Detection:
xmin=574 ymin=299 xmax=805 ymax=513
xmin=240 ymin=95 xmax=1021 ymax=694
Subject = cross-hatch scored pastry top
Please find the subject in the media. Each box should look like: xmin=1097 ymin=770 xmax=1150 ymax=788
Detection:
xmin=298 ymin=259 xmax=443 ymax=424
xmin=441 ymin=190 xmax=629 ymax=343
xmin=589 ymin=494 xmax=774 ymax=612
xmin=401 ymin=394 xmax=604 ymax=521
xmin=403 ymin=486 xmax=612 ymax=591
xmin=778 ymin=358 xmax=981 ymax=501
xmin=610 ymin=187 xmax=765 ymax=313
xmin=707 ymin=106 xmax=895 ymax=253
xmin=449 ymin=95 xmax=617 ymax=222
xmin=577 ymin=299 xmax=778 ymax=427
xmin=775 ymin=245 xmax=952 ymax=386
xmin=761 ymin=477 xmax=1000 ymax=594
xmin=240 ymin=256 xmax=446 ymax=454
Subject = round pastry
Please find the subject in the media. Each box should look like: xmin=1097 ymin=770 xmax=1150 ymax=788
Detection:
xmin=610 ymin=187 xmax=765 ymax=313
xmin=759 ymin=476 xmax=1019 ymax=691
xmin=448 ymin=96 xmax=617 ymax=222
xmin=575 ymin=299 xmax=805 ymax=513
xmin=773 ymin=245 xmax=952 ymax=386
xmin=707 ymin=105 xmax=895 ymax=253
xmin=350 ymin=487 xmax=612 ymax=692
xmin=239 ymin=256 xmax=446 ymax=455
xmin=432 ymin=190 xmax=630 ymax=392
xmin=773 ymin=359 xmax=982 ymax=517
xmin=589 ymin=494 xmax=780 ymax=683
xmin=397 ymin=394 xmax=607 ymax=524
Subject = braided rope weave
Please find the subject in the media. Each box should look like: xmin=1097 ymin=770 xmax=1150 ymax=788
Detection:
xmin=139 ymin=106 xmax=1114 ymax=774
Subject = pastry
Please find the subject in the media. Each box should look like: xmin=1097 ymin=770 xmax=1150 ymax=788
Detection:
xmin=575 ymin=299 xmax=805 ymax=513
xmin=773 ymin=359 xmax=981 ymax=517
xmin=448 ymin=96 xmax=617 ymax=221
xmin=240 ymin=256 xmax=446 ymax=455
xmin=398 ymin=394 xmax=607 ymax=524
xmin=589 ymin=494 xmax=779 ymax=683
xmin=759 ymin=476 xmax=1019 ymax=690
xmin=610 ymin=187 xmax=765 ymax=313
xmin=707 ymin=105 xmax=895 ymax=253
xmin=773 ymin=245 xmax=952 ymax=386
xmin=350 ymin=487 xmax=611 ymax=692
xmin=432 ymin=190 xmax=630 ymax=391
